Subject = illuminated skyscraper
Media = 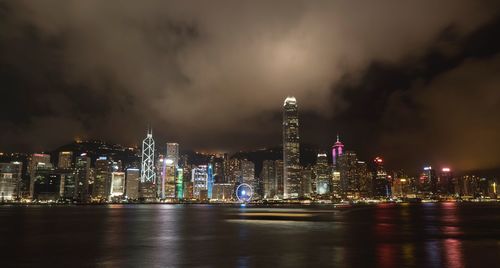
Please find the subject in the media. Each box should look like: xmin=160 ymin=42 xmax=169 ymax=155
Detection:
xmin=314 ymin=153 xmax=331 ymax=195
xmin=176 ymin=168 xmax=184 ymax=199
xmin=93 ymin=157 xmax=113 ymax=201
xmin=192 ymin=165 xmax=208 ymax=199
xmin=261 ymin=160 xmax=278 ymax=199
xmin=140 ymin=127 xmax=156 ymax=201
xmin=283 ymin=96 xmax=301 ymax=199
xmin=439 ymin=168 xmax=454 ymax=195
xmin=0 ymin=161 xmax=23 ymax=201
xmin=125 ymin=168 xmax=140 ymax=200
xmin=58 ymin=151 xmax=73 ymax=169
xmin=28 ymin=153 xmax=51 ymax=198
xmin=207 ymin=163 xmax=214 ymax=199
xmin=110 ymin=172 xmax=125 ymax=198
xmin=337 ymin=151 xmax=359 ymax=199
xmin=373 ymin=157 xmax=389 ymax=198
xmin=74 ymin=154 xmax=90 ymax=202
xmin=162 ymin=143 xmax=179 ymax=199
xmin=420 ymin=166 xmax=437 ymax=195
xmin=331 ymin=134 xmax=344 ymax=169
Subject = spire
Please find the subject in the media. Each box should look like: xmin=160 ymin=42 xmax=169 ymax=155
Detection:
xmin=147 ymin=124 xmax=152 ymax=137
xmin=336 ymin=133 xmax=340 ymax=142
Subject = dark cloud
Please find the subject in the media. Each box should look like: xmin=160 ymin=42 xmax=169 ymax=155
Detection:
xmin=0 ymin=0 xmax=499 ymax=173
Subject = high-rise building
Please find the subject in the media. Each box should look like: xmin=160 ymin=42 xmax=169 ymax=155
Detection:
xmin=74 ymin=154 xmax=91 ymax=203
xmin=301 ymin=167 xmax=312 ymax=198
xmin=33 ymin=163 xmax=57 ymax=201
xmin=28 ymin=153 xmax=51 ymax=198
xmin=162 ymin=143 xmax=179 ymax=199
xmin=275 ymin=160 xmax=284 ymax=198
xmin=212 ymin=183 xmax=234 ymax=201
xmin=241 ymin=159 xmax=255 ymax=186
xmin=110 ymin=172 xmax=125 ymax=198
xmin=391 ymin=171 xmax=414 ymax=198
xmin=420 ymin=166 xmax=437 ymax=195
xmin=125 ymin=168 xmax=140 ymax=200
xmin=439 ymin=168 xmax=455 ymax=195
xmin=93 ymin=157 xmax=113 ymax=201
xmin=225 ymin=158 xmax=242 ymax=184
xmin=59 ymin=171 xmax=76 ymax=201
xmin=213 ymin=155 xmax=226 ymax=183
xmin=176 ymin=168 xmax=184 ymax=199
xmin=207 ymin=164 xmax=214 ymax=199
xmin=140 ymin=128 xmax=156 ymax=201
xmin=337 ymin=151 xmax=357 ymax=198
xmin=0 ymin=161 xmax=23 ymax=201
xmin=314 ymin=153 xmax=331 ymax=196
xmin=192 ymin=165 xmax=208 ymax=200
xmin=356 ymin=161 xmax=372 ymax=198
xmin=261 ymin=160 xmax=277 ymax=199
xmin=332 ymin=171 xmax=341 ymax=197
xmin=331 ymin=134 xmax=344 ymax=169
xmin=283 ymin=96 xmax=301 ymax=199
xmin=373 ymin=157 xmax=389 ymax=198
xmin=58 ymin=151 xmax=73 ymax=169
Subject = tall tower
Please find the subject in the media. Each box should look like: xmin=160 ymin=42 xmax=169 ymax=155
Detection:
xmin=332 ymin=134 xmax=344 ymax=169
xmin=283 ymin=96 xmax=301 ymax=199
xmin=140 ymin=127 xmax=156 ymax=200
xmin=161 ymin=142 xmax=179 ymax=199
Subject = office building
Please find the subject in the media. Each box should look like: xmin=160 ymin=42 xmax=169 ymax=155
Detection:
xmin=58 ymin=151 xmax=73 ymax=169
xmin=140 ymin=127 xmax=156 ymax=201
xmin=314 ymin=153 xmax=331 ymax=195
xmin=283 ymin=96 xmax=301 ymax=199
xmin=192 ymin=165 xmax=208 ymax=200
xmin=331 ymin=134 xmax=344 ymax=169
xmin=28 ymin=153 xmax=51 ymax=198
xmin=74 ymin=154 xmax=91 ymax=202
xmin=373 ymin=157 xmax=389 ymax=198
xmin=125 ymin=168 xmax=140 ymax=200
xmin=0 ymin=161 xmax=23 ymax=201
xmin=93 ymin=157 xmax=113 ymax=201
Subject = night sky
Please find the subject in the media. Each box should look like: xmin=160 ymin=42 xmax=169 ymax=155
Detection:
xmin=1 ymin=1 xmax=499 ymax=173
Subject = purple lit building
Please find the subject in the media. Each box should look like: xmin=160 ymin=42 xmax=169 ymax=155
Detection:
xmin=331 ymin=134 xmax=344 ymax=169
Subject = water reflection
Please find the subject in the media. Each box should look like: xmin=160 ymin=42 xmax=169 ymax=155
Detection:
xmin=0 ymin=204 xmax=498 ymax=267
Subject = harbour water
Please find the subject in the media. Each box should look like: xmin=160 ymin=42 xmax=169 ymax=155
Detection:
xmin=0 ymin=203 xmax=499 ymax=267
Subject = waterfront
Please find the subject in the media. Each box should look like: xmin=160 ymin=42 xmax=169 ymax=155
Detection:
xmin=0 ymin=203 xmax=499 ymax=267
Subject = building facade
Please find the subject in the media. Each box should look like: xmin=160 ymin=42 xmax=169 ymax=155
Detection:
xmin=283 ymin=96 xmax=301 ymax=199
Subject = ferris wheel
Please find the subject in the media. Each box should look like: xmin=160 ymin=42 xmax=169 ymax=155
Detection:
xmin=236 ymin=183 xmax=253 ymax=203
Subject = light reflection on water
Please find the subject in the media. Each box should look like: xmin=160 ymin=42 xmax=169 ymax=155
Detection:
xmin=0 ymin=203 xmax=499 ymax=267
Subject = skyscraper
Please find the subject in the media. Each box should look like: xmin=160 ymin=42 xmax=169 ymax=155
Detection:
xmin=373 ymin=157 xmax=389 ymax=198
xmin=163 ymin=143 xmax=179 ymax=199
xmin=331 ymin=134 xmax=344 ymax=169
xmin=140 ymin=127 xmax=156 ymax=201
xmin=314 ymin=153 xmax=331 ymax=195
xmin=283 ymin=96 xmax=301 ymax=199
xmin=110 ymin=172 xmax=125 ymax=198
xmin=58 ymin=151 xmax=73 ymax=169
xmin=192 ymin=165 xmax=208 ymax=200
xmin=93 ymin=157 xmax=113 ymax=201
xmin=28 ymin=153 xmax=51 ymax=198
xmin=125 ymin=168 xmax=140 ymax=200
xmin=0 ymin=161 xmax=23 ymax=201
xmin=337 ymin=151 xmax=359 ymax=199
xmin=261 ymin=160 xmax=277 ymax=199
xmin=74 ymin=154 xmax=90 ymax=202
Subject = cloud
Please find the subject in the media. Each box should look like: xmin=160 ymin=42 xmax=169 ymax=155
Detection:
xmin=1 ymin=0 xmax=499 ymax=152
xmin=380 ymin=54 xmax=500 ymax=172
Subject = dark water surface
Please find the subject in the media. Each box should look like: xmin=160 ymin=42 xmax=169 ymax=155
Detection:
xmin=1 ymin=203 xmax=499 ymax=267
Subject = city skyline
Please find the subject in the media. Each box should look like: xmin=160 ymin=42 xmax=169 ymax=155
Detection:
xmin=1 ymin=2 xmax=499 ymax=267
xmin=0 ymin=1 xmax=500 ymax=175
